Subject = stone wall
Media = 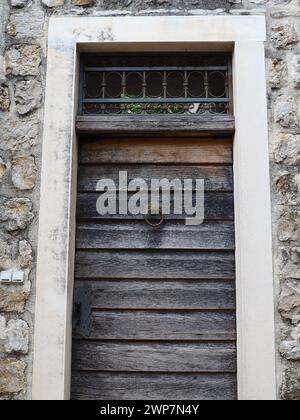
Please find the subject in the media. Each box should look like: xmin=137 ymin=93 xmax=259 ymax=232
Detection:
xmin=0 ymin=0 xmax=299 ymax=400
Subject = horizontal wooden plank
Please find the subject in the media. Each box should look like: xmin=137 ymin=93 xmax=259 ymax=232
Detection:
xmin=76 ymin=115 xmax=235 ymax=137
xmin=71 ymin=372 xmax=237 ymax=400
xmin=79 ymin=138 xmax=233 ymax=164
xmin=74 ymin=280 xmax=236 ymax=310
xmin=75 ymin=250 xmax=236 ymax=280
xmin=76 ymin=222 xmax=235 ymax=251
xmin=72 ymin=342 xmax=237 ymax=373
xmin=76 ymin=192 xmax=234 ymax=221
xmin=77 ymin=165 xmax=233 ymax=193
xmin=78 ymin=310 xmax=236 ymax=341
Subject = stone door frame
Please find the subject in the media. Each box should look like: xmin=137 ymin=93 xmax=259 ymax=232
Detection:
xmin=32 ymin=15 xmax=277 ymax=400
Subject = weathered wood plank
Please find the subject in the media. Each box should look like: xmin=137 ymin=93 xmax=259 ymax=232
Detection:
xmin=76 ymin=115 xmax=235 ymax=137
xmin=81 ymin=310 xmax=236 ymax=341
xmin=73 ymin=132 xmax=237 ymax=400
xmin=76 ymin=222 xmax=235 ymax=251
xmin=71 ymin=372 xmax=237 ymax=400
xmin=79 ymin=138 xmax=233 ymax=164
xmin=76 ymin=192 xmax=234 ymax=221
xmin=72 ymin=342 xmax=237 ymax=373
xmin=75 ymin=250 xmax=236 ymax=279
xmin=77 ymin=165 xmax=233 ymax=192
xmin=74 ymin=280 xmax=236 ymax=310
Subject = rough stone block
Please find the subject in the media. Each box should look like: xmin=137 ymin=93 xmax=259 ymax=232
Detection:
xmin=293 ymin=57 xmax=300 ymax=88
xmin=274 ymin=96 xmax=298 ymax=128
xmin=280 ymin=340 xmax=300 ymax=361
xmin=0 ymin=238 xmax=13 ymax=271
xmin=275 ymin=173 xmax=300 ymax=205
xmin=0 ymin=359 xmax=26 ymax=394
xmin=0 ymin=157 xmax=7 ymax=182
xmin=15 ymin=79 xmax=42 ymax=116
xmin=272 ymin=23 xmax=299 ymax=49
xmin=278 ymin=279 xmax=300 ymax=322
xmin=278 ymin=210 xmax=300 ymax=242
xmin=9 ymin=0 xmax=29 ymax=7
xmin=5 ymin=45 xmax=41 ymax=77
xmin=0 ymin=198 xmax=34 ymax=232
xmin=7 ymin=9 xmax=45 ymax=41
xmin=274 ymin=133 xmax=300 ymax=166
xmin=0 ymin=237 xmax=33 ymax=272
xmin=269 ymin=59 xmax=287 ymax=89
xmin=0 ymin=117 xmax=39 ymax=152
xmin=282 ymin=369 xmax=300 ymax=400
xmin=5 ymin=320 xmax=29 ymax=354
xmin=0 ymin=285 xmax=30 ymax=313
xmin=11 ymin=156 xmax=37 ymax=190
xmin=0 ymin=84 xmax=10 ymax=112
xmin=18 ymin=240 xmax=33 ymax=269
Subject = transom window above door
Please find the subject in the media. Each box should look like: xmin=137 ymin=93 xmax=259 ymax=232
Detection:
xmin=79 ymin=53 xmax=233 ymax=116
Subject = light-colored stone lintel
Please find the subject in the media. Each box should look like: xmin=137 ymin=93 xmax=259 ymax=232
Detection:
xmin=48 ymin=16 xmax=266 ymax=48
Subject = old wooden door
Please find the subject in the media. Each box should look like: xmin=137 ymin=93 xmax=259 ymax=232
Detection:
xmin=71 ymin=136 xmax=237 ymax=400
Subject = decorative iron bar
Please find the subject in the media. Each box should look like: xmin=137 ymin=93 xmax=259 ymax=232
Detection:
xmin=79 ymin=54 xmax=233 ymax=116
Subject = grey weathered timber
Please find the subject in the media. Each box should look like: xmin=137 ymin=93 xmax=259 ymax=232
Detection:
xmin=82 ymin=310 xmax=236 ymax=341
xmin=79 ymin=138 xmax=233 ymax=164
xmin=76 ymin=192 xmax=234 ymax=221
xmin=72 ymin=342 xmax=237 ymax=373
xmin=71 ymin=372 xmax=237 ymax=400
xmin=74 ymin=280 xmax=236 ymax=310
xmin=76 ymin=222 xmax=235 ymax=250
xmin=72 ymin=134 xmax=237 ymax=400
xmin=76 ymin=115 xmax=235 ymax=137
xmin=77 ymin=165 xmax=233 ymax=193
xmin=75 ymin=250 xmax=236 ymax=279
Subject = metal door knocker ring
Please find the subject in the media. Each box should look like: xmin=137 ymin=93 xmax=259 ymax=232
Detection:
xmin=145 ymin=206 xmax=165 ymax=228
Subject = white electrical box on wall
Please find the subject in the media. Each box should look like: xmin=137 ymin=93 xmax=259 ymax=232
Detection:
xmin=12 ymin=271 xmax=25 ymax=284
xmin=0 ymin=271 xmax=12 ymax=284
xmin=0 ymin=271 xmax=25 ymax=285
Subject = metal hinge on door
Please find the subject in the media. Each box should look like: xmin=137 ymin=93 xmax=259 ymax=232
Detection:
xmin=73 ymin=284 xmax=92 ymax=338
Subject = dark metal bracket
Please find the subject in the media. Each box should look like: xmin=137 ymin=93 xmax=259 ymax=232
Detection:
xmin=73 ymin=284 xmax=92 ymax=338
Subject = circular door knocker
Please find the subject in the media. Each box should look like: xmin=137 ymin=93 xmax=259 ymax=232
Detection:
xmin=145 ymin=206 xmax=165 ymax=228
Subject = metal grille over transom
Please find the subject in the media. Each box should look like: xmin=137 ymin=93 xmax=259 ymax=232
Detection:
xmin=79 ymin=54 xmax=233 ymax=116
